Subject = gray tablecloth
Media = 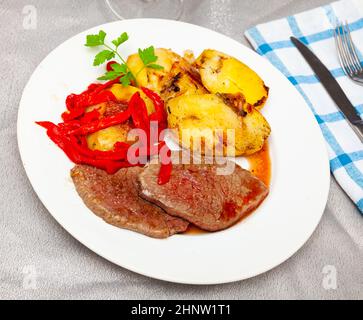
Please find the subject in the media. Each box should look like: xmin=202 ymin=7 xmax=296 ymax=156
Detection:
xmin=1 ymin=0 xmax=362 ymax=300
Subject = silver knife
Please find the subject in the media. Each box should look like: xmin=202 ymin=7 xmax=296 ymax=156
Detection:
xmin=291 ymin=36 xmax=363 ymax=143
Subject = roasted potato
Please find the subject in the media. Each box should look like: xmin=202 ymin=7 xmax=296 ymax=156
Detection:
xmin=194 ymin=49 xmax=269 ymax=109
xmin=127 ymin=48 xmax=197 ymax=94
xmin=167 ymin=93 xmax=270 ymax=156
xmin=127 ymin=48 xmax=178 ymax=93
xmin=160 ymin=62 xmax=208 ymax=102
xmin=86 ymin=124 xmax=132 ymax=151
xmin=183 ymin=50 xmax=196 ymax=64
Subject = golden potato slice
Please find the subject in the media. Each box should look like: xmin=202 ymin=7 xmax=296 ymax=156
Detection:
xmin=86 ymin=125 xmax=132 ymax=151
xmin=160 ymin=62 xmax=208 ymax=102
xmin=167 ymin=93 xmax=270 ymax=156
xmin=108 ymin=84 xmax=154 ymax=114
xmin=85 ymin=100 xmax=134 ymax=152
xmin=127 ymin=48 xmax=194 ymax=93
xmin=194 ymin=49 xmax=269 ymax=109
xmin=127 ymin=48 xmax=176 ymax=92
xmin=183 ymin=50 xmax=196 ymax=64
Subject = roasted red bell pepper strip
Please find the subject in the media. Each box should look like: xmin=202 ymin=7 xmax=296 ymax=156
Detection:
xmin=141 ymin=87 xmax=164 ymax=113
xmin=78 ymin=157 xmax=135 ymax=174
xmin=79 ymin=109 xmax=100 ymax=124
xmin=62 ymin=107 xmax=85 ymax=122
xmin=37 ymin=84 xmax=172 ymax=179
xmin=67 ymin=109 xmax=131 ymax=136
xmin=106 ymin=60 xmax=118 ymax=72
xmin=89 ymin=90 xmax=117 ymax=106
xmin=158 ymin=147 xmax=172 ymax=185
xmin=129 ymin=92 xmax=150 ymax=133
xmin=62 ymin=78 xmax=120 ymax=122
xmin=69 ymin=136 xmax=129 ymax=161
xmin=87 ymin=77 xmax=121 ymax=96
xmin=65 ymin=78 xmax=120 ymax=112
xmin=141 ymin=87 xmax=167 ymax=129
xmin=63 ymin=91 xmax=117 ymax=122
xmin=61 ymin=107 xmax=99 ymax=129
xmin=57 ymin=120 xmax=81 ymax=131
xmin=36 ymin=121 xmax=133 ymax=174
xmin=36 ymin=121 xmax=82 ymax=163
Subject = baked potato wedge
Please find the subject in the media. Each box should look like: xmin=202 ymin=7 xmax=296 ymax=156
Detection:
xmin=86 ymin=124 xmax=132 ymax=151
xmin=194 ymin=49 xmax=269 ymax=109
xmin=127 ymin=48 xmax=192 ymax=93
xmin=167 ymin=93 xmax=270 ymax=156
xmin=160 ymin=62 xmax=208 ymax=102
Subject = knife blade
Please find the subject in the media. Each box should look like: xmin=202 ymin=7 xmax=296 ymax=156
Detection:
xmin=291 ymin=36 xmax=363 ymax=142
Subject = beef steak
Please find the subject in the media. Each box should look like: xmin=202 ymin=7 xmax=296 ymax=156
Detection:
xmin=71 ymin=165 xmax=189 ymax=238
xmin=138 ymin=160 xmax=269 ymax=231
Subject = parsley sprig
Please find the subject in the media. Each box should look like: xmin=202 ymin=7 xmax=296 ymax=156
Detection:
xmin=85 ymin=30 xmax=163 ymax=87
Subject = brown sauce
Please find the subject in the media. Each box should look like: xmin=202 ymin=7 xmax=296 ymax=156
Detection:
xmin=183 ymin=142 xmax=271 ymax=235
xmin=246 ymin=142 xmax=271 ymax=186
xmin=185 ymin=224 xmax=207 ymax=235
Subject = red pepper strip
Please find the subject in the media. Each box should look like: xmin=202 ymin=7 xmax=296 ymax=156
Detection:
xmin=94 ymin=78 xmax=120 ymax=93
xmin=80 ymin=78 xmax=122 ymax=101
xmin=84 ymin=158 xmax=135 ymax=174
xmin=61 ymin=109 xmax=99 ymax=131
xmin=78 ymin=135 xmax=89 ymax=148
xmin=36 ymin=121 xmax=133 ymax=174
xmin=62 ymin=107 xmax=85 ymax=122
xmin=62 ymin=78 xmax=120 ymax=122
xmin=67 ymin=109 xmax=131 ymax=136
xmin=129 ymin=92 xmax=150 ymax=133
xmin=63 ymin=91 xmax=118 ymax=122
xmin=66 ymin=78 xmax=120 ymax=112
xmin=79 ymin=109 xmax=100 ymax=124
xmin=87 ymin=83 xmax=101 ymax=92
xmin=141 ymin=87 xmax=167 ymax=129
xmin=69 ymin=136 xmax=129 ymax=161
xmin=78 ymin=136 xmax=130 ymax=157
xmin=158 ymin=147 xmax=172 ymax=185
xmin=90 ymin=90 xmax=117 ymax=106
xmin=141 ymin=87 xmax=164 ymax=113
xmin=106 ymin=60 xmax=118 ymax=72
xmin=36 ymin=121 xmax=82 ymax=163
xmin=114 ymin=141 xmax=130 ymax=150
xmin=65 ymin=91 xmax=94 ymax=112
xmin=58 ymin=120 xmax=81 ymax=131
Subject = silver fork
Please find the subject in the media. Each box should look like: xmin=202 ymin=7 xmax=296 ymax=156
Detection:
xmin=334 ymin=21 xmax=363 ymax=85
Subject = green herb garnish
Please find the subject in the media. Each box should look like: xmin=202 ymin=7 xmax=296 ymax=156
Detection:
xmin=85 ymin=30 xmax=163 ymax=86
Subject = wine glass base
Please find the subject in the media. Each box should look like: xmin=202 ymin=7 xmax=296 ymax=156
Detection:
xmin=105 ymin=0 xmax=184 ymax=20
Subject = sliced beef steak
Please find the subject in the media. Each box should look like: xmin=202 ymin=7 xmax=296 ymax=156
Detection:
xmin=138 ymin=160 xmax=268 ymax=231
xmin=71 ymin=165 xmax=189 ymax=238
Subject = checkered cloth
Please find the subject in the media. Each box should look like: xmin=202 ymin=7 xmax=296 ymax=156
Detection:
xmin=245 ymin=0 xmax=363 ymax=213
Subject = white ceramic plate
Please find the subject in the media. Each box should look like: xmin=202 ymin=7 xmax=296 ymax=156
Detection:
xmin=17 ymin=19 xmax=330 ymax=284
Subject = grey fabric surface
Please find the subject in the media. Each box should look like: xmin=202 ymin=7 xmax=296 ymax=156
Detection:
xmin=0 ymin=0 xmax=362 ymax=300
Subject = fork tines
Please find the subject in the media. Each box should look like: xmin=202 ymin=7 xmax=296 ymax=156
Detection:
xmin=335 ymin=21 xmax=363 ymax=84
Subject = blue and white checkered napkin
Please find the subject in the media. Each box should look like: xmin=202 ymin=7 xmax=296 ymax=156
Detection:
xmin=245 ymin=0 xmax=363 ymax=213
